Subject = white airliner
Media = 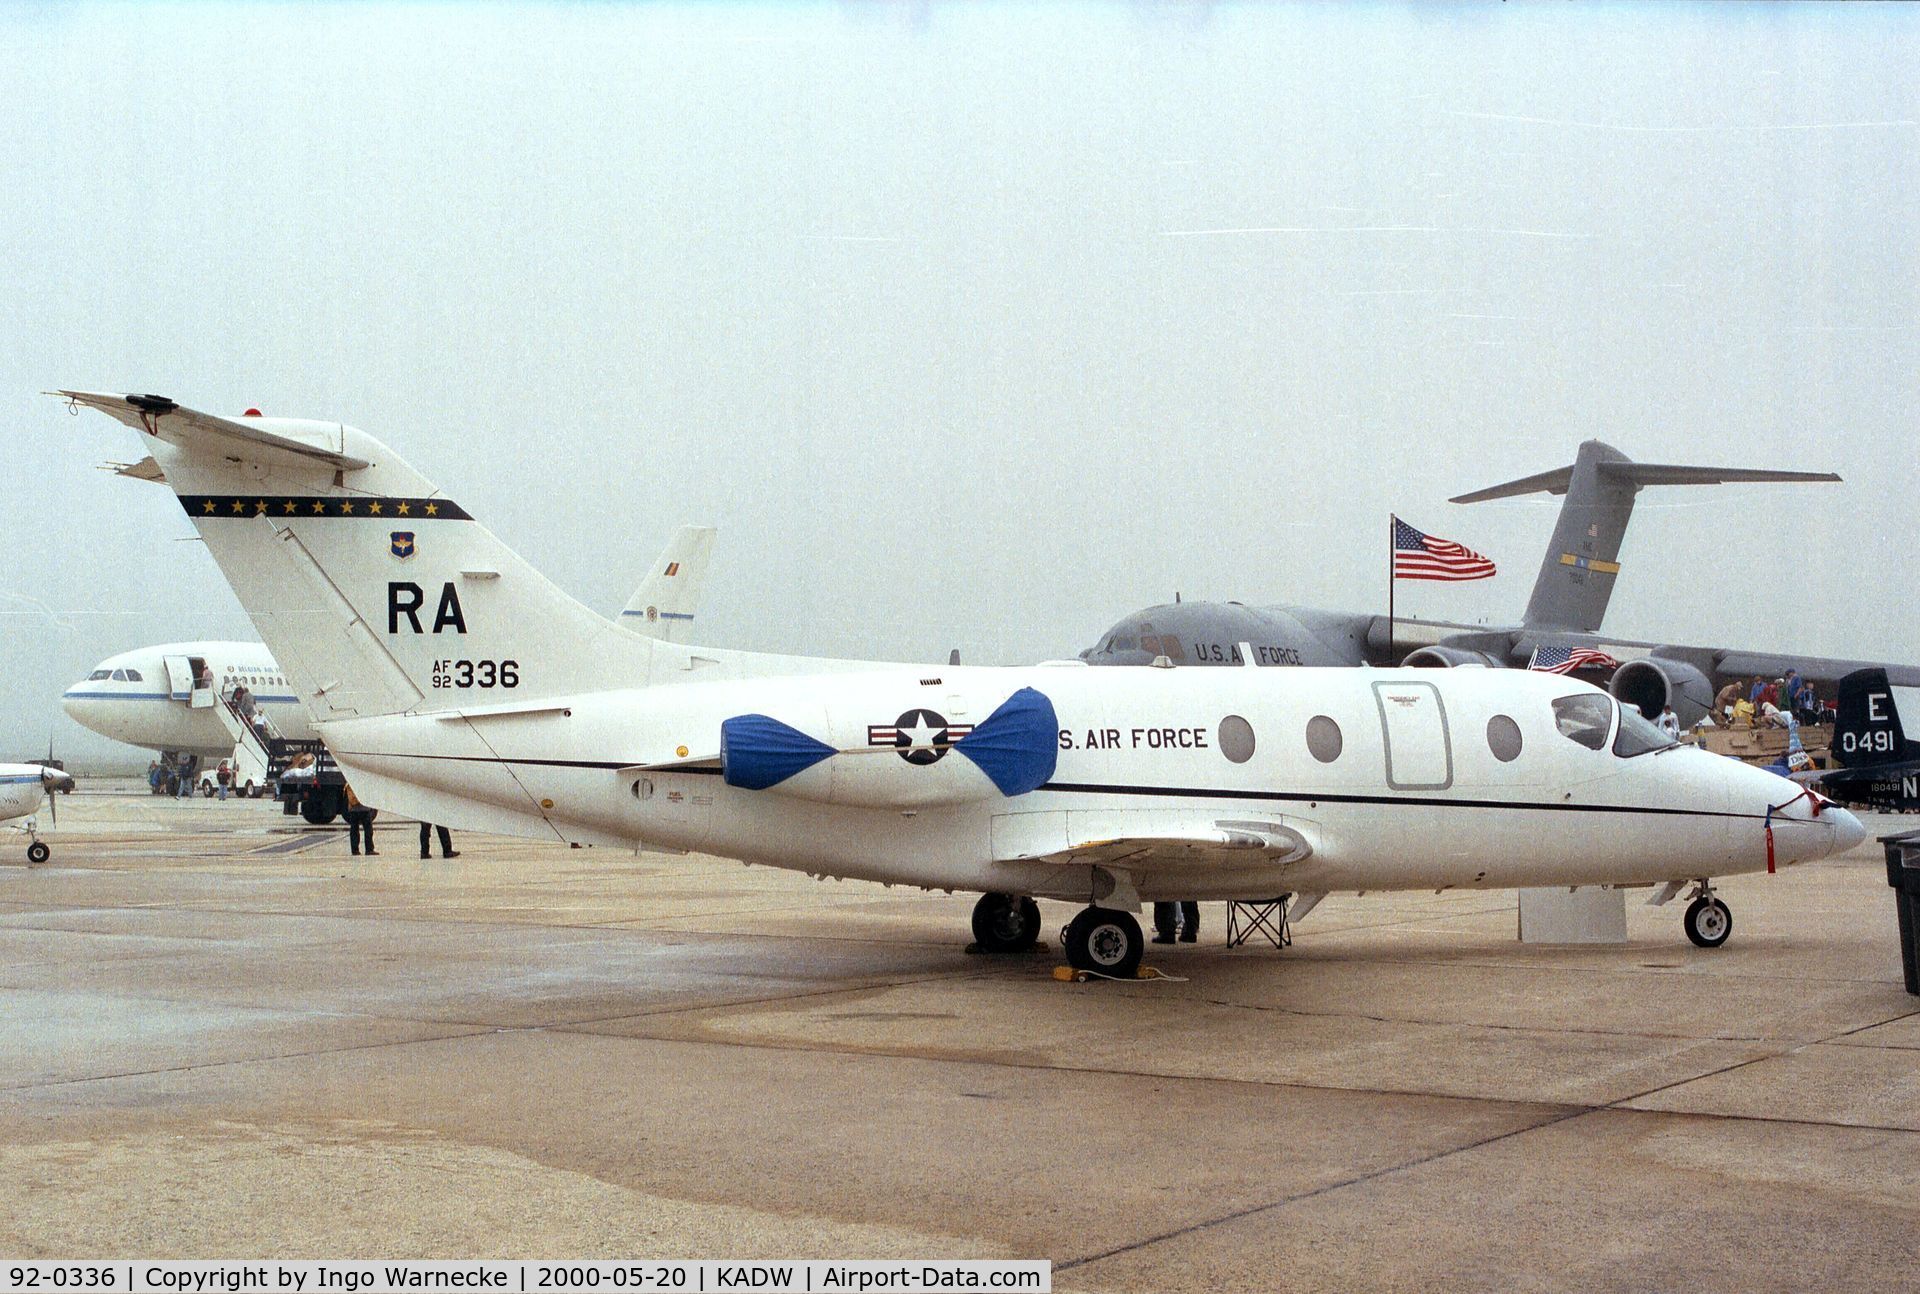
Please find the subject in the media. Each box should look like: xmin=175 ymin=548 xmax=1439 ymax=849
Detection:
xmin=63 ymin=391 xmax=1865 ymax=972
xmin=60 ymin=526 xmax=718 ymax=762
xmin=1 ymin=761 xmax=74 ymax=863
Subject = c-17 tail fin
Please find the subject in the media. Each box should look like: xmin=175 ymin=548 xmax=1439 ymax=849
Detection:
xmin=1451 ymin=440 xmax=1841 ymax=634
xmin=619 ymin=525 xmax=716 ymax=643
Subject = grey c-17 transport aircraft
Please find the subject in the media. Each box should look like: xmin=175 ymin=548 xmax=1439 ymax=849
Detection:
xmin=1082 ymin=439 xmax=1920 ymax=726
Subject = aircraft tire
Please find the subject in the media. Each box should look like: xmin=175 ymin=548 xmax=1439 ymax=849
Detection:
xmin=970 ymin=893 xmax=1041 ymax=953
xmin=300 ymin=794 xmax=339 ymax=826
xmin=1063 ymin=907 xmax=1143 ymax=978
xmin=1684 ymin=896 xmax=1732 ymax=948
xmin=26 ymin=841 xmax=49 ymax=865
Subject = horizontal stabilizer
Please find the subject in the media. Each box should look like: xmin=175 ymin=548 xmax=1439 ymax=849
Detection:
xmin=1450 ymin=439 xmax=1843 ymax=634
xmin=56 ymin=390 xmax=371 ymax=472
xmin=102 ymin=456 xmax=167 ymax=483
xmin=1451 ymin=459 xmax=1839 ymax=503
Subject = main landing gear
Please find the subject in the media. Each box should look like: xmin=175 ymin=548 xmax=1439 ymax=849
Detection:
xmin=1683 ymin=881 xmax=1732 ymax=949
xmin=970 ymin=892 xmax=1041 ymax=953
xmin=1061 ymin=907 xmax=1144 ymax=979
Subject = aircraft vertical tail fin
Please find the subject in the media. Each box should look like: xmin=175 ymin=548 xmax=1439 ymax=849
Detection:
xmin=1833 ymin=668 xmax=1912 ymax=769
xmin=1450 ymin=441 xmax=1841 ymax=634
xmin=63 ymin=391 xmax=664 ymax=719
xmin=619 ymin=525 xmax=716 ymax=643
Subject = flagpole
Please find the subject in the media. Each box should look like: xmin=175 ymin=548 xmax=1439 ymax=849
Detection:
xmin=1387 ymin=514 xmax=1395 ymax=661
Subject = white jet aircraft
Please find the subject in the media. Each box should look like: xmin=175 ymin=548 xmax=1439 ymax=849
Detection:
xmin=61 ymin=526 xmax=719 ymax=764
xmin=63 ymin=391 xmax=1866 ymax=973
xmin=0 ymin=762 xmax=74 ymax=864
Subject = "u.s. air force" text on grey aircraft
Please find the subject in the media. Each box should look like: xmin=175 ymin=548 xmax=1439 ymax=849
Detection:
xmin=1082 ymin=439 xmax=1920 ymax=725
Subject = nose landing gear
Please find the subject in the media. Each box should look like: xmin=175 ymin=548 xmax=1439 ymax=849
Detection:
xmin=1683 ymin=881 xmax=1732 ymax=948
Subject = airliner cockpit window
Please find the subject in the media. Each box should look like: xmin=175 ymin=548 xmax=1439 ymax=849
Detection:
xmin=1551 ymin=694 xmax=1613 ymax=751
xmin=88 ymin=670 xmax=110 ymax=681
xmin=124 ymin=669 xmax=142 ymax=682
xmin=109 ymin=670 xmax=127 ymax=681
xmin=1613 ymin=704 xmax=1676 ymax=758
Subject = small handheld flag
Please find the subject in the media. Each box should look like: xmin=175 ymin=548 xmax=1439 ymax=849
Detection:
xmin=1392 ymin=517 xmax=1496 ymax=582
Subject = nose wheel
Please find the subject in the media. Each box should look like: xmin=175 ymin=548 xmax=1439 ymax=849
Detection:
xmin=970 ymin=892 xmax=1042 ymax=953
xmin=26 ymin=840 xmax=49 ymax=865
xmin=1683 ymin=886 xmax=1732 ymax=948
xmin=1061 ymin=907 xmax=1144 ymax=978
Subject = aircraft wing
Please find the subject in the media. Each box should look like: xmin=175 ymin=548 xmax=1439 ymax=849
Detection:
xmin=56 ymin=390 xmax=371 ymax=472
xmin=619 ymin=525 xmax=717 ymax=643
xmin=1713 ymin=650 xmax=1920 ymax=690
xmin=996 ymin=815 xmax=1311 ymax=871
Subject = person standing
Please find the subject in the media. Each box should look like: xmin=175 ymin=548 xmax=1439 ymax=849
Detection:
xmin=1657 ymin=704 xmax=1681 ymax=740
xmin=343 ymin=783 xmax=378 ymax=856
xmin=1152 ymin=900 xmax=1200 ymax=944
xmin=418 ymin=822 xmax=460 ymax=860
xmin=215 ymin=759 xmax=232 ymax=801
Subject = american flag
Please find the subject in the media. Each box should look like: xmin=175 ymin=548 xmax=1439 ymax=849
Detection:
xmin=1392 ymin=517 xmax=1496 ymax=581
xmin=1527 ymin=644 xmax=1621 ymax=675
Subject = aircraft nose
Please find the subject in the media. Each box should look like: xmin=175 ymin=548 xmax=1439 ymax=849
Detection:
xmin=1827 ymin=806 xmax=1868 ymax=856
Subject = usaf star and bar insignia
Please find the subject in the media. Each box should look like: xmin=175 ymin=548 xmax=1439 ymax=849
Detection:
xmin=177 ymin=495 xmax=472 ymax=521
xmin=868 ymin=709 xmax=975 ymax=765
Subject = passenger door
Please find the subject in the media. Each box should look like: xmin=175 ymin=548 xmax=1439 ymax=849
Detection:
xmin=1373 ymin=680 xmax=1453 ymax=790
xmin=162 ymin=655 xmax=196 ymax=702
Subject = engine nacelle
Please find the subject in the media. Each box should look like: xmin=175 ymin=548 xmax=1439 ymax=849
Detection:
xmin=1610 ymin=657 xmax=1713 ymax=729
xmin=720 ymin=686 xmax=1059 ymax=810
xmin=1401 ymin=646 xmax=1504 ymax=669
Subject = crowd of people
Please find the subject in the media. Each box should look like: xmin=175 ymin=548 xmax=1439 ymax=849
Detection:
xmin=1711 ymin=668 xmax=1831 ymax=730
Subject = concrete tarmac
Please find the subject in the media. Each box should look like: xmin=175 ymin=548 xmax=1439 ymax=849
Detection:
xmin=2 ymin=785 xmax=1917 ymax=1290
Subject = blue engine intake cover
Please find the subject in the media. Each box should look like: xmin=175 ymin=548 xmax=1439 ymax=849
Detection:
xmin=720 ymin=713 xmax=837 ymax=791
xmin=953 ymin=687 xmax=1058 ymax=797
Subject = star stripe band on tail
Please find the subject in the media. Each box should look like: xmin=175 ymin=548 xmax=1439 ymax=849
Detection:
xmin=178 ymin=495 xmax=472 ymax=520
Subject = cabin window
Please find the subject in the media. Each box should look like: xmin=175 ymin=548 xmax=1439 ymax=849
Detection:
xmin=1612 ymin=705 xmax=1675 ymax=758
xmin=1551 ymin=695 xmax=1613 ymax=751
xmin=1306 ymin=715 xmax=1343 ymax=763
xmin=1219 ymin=715 xmax=1255 ymax=763
xmin=1486 ymin=714 xmax=1523 ymax=762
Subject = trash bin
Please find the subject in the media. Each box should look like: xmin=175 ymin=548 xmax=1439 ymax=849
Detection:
xmin=1882 ymin=831 xmax=1920 ymax=997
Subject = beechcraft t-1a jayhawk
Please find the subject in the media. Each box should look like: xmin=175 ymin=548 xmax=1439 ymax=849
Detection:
xmin=1 ymin=761 xmax=74 ymax=864
xmin=62 ymin=391 xmax=1866 ymax=973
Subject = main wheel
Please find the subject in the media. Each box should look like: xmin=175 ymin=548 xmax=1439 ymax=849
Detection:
xmin=1063 ymin=907 xmax=1144 ymax=978
xmin=26 ymin=841 xmax=49 ymax=864
xmin=1684 ymin=896 xmax=1732 ymax=948
xmin=300 ymin=796 xmax=338 ymax=826
xmin=971 ymin=893 xmax=1042 ymax=953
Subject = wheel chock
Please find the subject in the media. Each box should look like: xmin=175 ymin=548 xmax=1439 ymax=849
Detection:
xmin=1051 ymin=965 xmax=1186 ymax=984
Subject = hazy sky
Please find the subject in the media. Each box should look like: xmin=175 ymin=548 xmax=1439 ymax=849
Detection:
xmin=4 ymin=2 xmax=1916 ymax=767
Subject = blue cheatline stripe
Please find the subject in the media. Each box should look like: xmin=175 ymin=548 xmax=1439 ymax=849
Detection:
xmin=0 ymin=774 xmax=43 ymax=785
xmin=619 ymin=610 xmax=696 ymax=620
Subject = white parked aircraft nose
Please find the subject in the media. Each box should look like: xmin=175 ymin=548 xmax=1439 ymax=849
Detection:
xmin=1828 ymin=807 xmax=1868 ymax=856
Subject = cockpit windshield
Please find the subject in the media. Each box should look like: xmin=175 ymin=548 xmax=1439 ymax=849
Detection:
xmin=1551 ymin=694 xmax=1613 ymax=751
xmin=1612 ymin=703 xmax=1677 ymax=757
